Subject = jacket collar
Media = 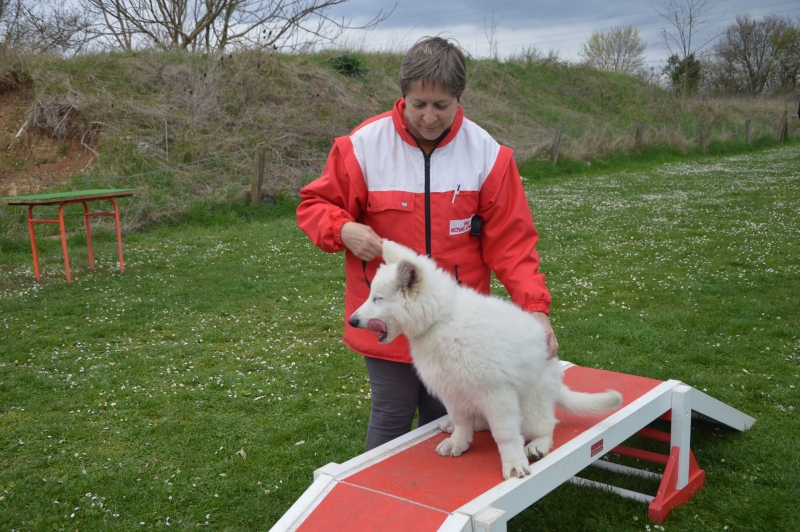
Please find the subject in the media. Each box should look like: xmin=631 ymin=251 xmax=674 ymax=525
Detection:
xmin=391 ymin=97 xmax=464 ymax=150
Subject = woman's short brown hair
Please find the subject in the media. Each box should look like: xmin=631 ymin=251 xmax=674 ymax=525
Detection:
xmin=399 ymin=37 xmax=467 ymax=98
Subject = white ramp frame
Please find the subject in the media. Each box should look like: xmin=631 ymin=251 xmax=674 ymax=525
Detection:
xmin=443 ymin=381 xmax=756 ymax=531
xmin=474 ymin=508 xmax=507 ymax=532
xmin=671 ymin=384 xmax=693 ymax=489
xmin=590 ymin=458 xmax=663 ymax=481
xmin=314 ymin=415 xmax=447 ymax=481
xmin=569 ymin=476 xmax=655 ymax=504
xmin=437 ymin=513 xmax=472 ymax=532
xmin=270 ymin=418 xmax=447 ymax=532
xmin=442 ymin=379 xmax=679 ymax=530
xmin=270 ymin=363 xmax=756 ymax=532
xmin=689 ymin=388 xmax=756 ymax=432
xmin=269 ymin=473 xmax=336 ymax=532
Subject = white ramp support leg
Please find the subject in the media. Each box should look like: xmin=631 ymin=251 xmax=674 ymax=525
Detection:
xmin=671 ymin=385 xmax=692 ymax=489
xmin=690 ymin=388 xmax=756 ymax=431
xmin=474 ymin=507 xmax=507 ymax=532
xmin=270 ymin=364 xmax=756 ymax=531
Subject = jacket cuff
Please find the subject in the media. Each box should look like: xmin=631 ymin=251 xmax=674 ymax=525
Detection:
xmin=523 ymin=301 xmax=550 ymax=316
xmin=331 ymin=215 xmax=353 ymax=247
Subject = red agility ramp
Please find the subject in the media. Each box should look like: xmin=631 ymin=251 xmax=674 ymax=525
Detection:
xmin=271 ymin=363 xmax=755 ymax=532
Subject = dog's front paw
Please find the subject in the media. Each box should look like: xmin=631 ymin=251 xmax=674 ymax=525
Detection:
xmin=436 ymin=437 xmax=469 ymax=457
xmin=502 ymin=459 xmax=531 ymax=480
xmin=438 ymin=420 xmax=454 ymax=433
xmin=525 ymin=436 xmax=553 ymax=461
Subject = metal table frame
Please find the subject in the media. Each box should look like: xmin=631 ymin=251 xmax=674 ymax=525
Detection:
xmin=1 ymin=189 xmax=141 ymax=283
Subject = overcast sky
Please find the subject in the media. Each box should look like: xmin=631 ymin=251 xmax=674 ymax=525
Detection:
xmin=323 ymin=0 xmax=800 ymax=66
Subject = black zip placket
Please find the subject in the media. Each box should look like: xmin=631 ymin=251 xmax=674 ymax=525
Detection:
xmin=409 ymin=132 xmax=443 ymax=258
xmin=423 ymin=149 xmax=433 ymax=257
xmin=361 ymin=134 xmax=441 ymax=289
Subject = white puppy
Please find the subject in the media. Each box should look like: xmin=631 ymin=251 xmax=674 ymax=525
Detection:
xmin=350 ymin=241 xmax=623 ymax=480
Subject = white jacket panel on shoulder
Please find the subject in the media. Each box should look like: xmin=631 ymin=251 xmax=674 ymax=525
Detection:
xmin=349 ymin=115 xmax=501 ymax=194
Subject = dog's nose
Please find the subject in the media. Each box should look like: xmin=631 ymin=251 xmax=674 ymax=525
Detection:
xmin=348 ymin=315 xmax=360 ymax=328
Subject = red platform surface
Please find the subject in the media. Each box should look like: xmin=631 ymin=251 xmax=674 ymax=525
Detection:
xmin=297 ymin=366 xmax=664 ymax=531
xmin=296 ymin=482 xmax=449 ymax=532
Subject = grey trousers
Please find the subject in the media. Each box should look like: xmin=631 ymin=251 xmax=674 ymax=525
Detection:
xmin=363 ymin=356 xmax=448 ymax=451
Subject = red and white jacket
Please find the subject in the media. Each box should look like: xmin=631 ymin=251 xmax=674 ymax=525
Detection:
xmin=297 ymin=98 xmax=551 ymax=363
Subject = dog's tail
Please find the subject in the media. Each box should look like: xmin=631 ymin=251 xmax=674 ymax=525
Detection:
xmin=557 ymin=386 xmax=623 ymax=415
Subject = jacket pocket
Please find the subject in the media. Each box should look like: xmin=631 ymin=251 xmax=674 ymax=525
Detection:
xmin=364 ymin=191 xmax=418 ymax=249
xmin=366 ymin=192 xmax=415 ymax=213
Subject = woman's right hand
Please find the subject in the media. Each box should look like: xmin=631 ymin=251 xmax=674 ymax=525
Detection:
xmin=341 ymin=222 xmax=383 ymax=261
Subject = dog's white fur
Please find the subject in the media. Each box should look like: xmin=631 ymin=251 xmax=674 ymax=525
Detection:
xmin=350 ymin=241 xmax=623 ymax=479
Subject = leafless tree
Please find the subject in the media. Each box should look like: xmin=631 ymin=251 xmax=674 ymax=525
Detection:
xmin=579 ymin=25 xmax=647 ymax=73
xmin=21 ymin=1 xmax=94 ymax=54
xmin=1 ymin=0 xmax=92 ymax=54
xmin=0 ymin=0 xmax=24 ymax=52
xmin=80 ymin=0 xmax=394 ymax=52
xmin=770 ymin=17 xmax=800 ymax=93
xmin=656 ymin=0 xmax=721 ymax=95
xmin=484 ymin=11 xmax=502 ymax=60
xmin=708 ymin=14 xmax=788 ymax=96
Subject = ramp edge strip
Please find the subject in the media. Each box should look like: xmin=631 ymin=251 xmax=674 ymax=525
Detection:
xmin=316 ymin=416 xmax=447 ymax=481
xmin=268 ymin=474 xmax=336 ymax=532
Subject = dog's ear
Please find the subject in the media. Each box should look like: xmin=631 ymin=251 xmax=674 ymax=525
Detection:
xmin=382 ymin=240 xmax=405 ymax=265
xmin=396 ymin=259 xmax=420 ymax=293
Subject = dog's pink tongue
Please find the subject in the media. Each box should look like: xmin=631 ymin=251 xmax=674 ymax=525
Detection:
xmin=367 ymin=319 xmax=387 ymax=334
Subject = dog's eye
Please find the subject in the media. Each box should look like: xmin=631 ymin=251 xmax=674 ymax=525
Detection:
xmin=372 ymin=296 xmax=383 ymax=303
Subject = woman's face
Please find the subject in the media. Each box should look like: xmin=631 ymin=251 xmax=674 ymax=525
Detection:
xmin=403 ymin=81 xmax=461 ymax=141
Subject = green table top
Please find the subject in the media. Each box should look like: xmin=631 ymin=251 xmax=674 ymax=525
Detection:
xmin=0 ymin=188 xmax=142 ymax=205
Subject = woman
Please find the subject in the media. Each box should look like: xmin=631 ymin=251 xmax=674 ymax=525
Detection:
xmin=297 ymin=37 xmax=557 ymax=451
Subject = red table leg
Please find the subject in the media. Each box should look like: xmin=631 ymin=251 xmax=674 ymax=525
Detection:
xmin=27 ymin=205 xmax=42 ymax=283
xmin=109 ymin=198 xmax=125 ymax=274
xmin=58 ymin=202 xmax=72 ymax=283
xmin=82 ymin=201 xmax=95 ymax=271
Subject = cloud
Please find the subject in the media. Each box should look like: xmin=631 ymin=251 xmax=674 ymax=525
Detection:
xmin=323 ymin=0 xmax=800 ymax=63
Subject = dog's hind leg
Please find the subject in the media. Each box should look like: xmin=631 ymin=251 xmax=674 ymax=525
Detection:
xmin=436 ymin=408 xmax=474 ymax=457
xmin=483 ymin=392 xmax=530 ymax=479
xmin=521 ymin=408 xmax=557 ymax=461
xmin=521 ymin=369 xmax=559 ymax=460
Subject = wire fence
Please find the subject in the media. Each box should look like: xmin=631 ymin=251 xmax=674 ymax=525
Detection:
xmin=1 ymin=112 xmax=795 ymax=239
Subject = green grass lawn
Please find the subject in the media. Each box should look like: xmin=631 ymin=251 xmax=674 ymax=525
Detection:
xmin=1 ymin=145 xmax=798 ymax=531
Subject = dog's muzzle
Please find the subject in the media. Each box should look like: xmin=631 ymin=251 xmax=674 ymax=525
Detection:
xmin=349 ymin=314 xmax=388 ymax=342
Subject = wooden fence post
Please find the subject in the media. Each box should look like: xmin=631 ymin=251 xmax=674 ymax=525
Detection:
xmin=635 ymin=121 xmax=644 ymax=152
xmin=745 ymin=119 xmax=753 ymax=144
xmin=699 ymin=120 xmax=706 ymax=151
xmin=250 ymin=145 xmax=266 ymax=204
xmin=777 ymin=111 xmax=788 ymax=141
xmin=551 ymin=124 xmax=564 ymax=165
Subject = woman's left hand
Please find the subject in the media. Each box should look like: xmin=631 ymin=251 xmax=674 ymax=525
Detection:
xmin=531 ymin=312 xmax=559 ymax=360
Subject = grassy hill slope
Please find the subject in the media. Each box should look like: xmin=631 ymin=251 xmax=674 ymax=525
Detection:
xmin=0 ymin=49 xmax=797 ymax=217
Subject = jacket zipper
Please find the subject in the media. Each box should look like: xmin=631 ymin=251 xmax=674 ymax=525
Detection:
xmin=423 ymin=151 xmax=432 ymax=257
xmin=361 ymin=136 xmax=436 ymax=289
xmin=407 ymin=127 xmax=445 ymax=258
xmin=361 ymin=132 xmax=439 ymax=289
